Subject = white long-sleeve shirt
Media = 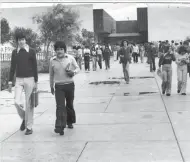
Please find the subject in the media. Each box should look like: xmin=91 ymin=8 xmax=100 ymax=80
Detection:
xmin=133 ymin=45 xmax=139 ymax=53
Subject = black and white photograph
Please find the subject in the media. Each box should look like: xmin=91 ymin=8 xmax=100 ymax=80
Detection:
xmin=1 ymin=1 xmax=190 ymax=161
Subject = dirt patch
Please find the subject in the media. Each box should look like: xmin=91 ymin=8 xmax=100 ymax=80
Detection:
xmin=38 ymin=90 xmax=49 ymax=93
xmin=109 ymin=76 xmax=154 ymax=79
xmin=89 ymin=81 xmax=120 ymax=85
xmin=139 ymin=92 xmax=158 ymax=95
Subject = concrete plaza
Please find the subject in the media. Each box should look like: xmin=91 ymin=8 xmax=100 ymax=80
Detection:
xmin=0 ymin=58 xmax=190 ymax=162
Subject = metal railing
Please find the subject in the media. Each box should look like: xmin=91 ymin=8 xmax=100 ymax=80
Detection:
xmin=1 ymin=51 xmax=74 ymax=62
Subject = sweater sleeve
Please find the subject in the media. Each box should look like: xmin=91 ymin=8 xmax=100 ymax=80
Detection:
xmin=49 ymin=59 xmax=54 ymax=88
xmin=158 ymin=54 xmax=164 ymax=67
xmin=9 ymin=50 xmax=16 ymax=82
xmin=172 ymin=53 xmax=176 ymax=61
xmin=31 ymin=49 xmax=38 ymax=82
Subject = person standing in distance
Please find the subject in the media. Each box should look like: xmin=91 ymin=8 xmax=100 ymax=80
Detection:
xmin=49 ymin=41 xmax=80 ymax=135
xmin=8 ymin=32 xmax=38 ymax=135
xmin=118 ymin=40 xmax=131 ymax=84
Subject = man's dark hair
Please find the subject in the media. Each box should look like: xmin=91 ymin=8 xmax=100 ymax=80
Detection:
xmin=54 ymin=41 xmax=67 ymax=52
xmin=178 ymin=45 xmax=187 ymax=54
xmin=77 ymin=46 xmax=81 ymax=50
xmin=164 ymin=45 xmax=170 ymax=53
xmin=171 ymin=40 xmax=174 ymax=43
xmin=180 ymin=42 xmax=183 ymax=45
xmin=120 ymin=40 xmax=128 ymax=47
xmin=72 ymin=45 xmax=77 ymax=50
xmin=15 ymin=32 xmax=26 ymax=42
xmin=183 ymin=41 xmax=189 ymax=46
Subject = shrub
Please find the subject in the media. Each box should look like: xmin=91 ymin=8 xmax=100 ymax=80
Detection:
xmin=1 ymin=59 xmax=50 ymax=90
xmin=37 ymin=59 xmax=50 ymax=73
xmin=1 ymin=62 xmax=11 ymax=90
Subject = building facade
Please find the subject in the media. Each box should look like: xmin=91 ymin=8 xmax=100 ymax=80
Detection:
xmin=93 ymin=8 xmax=148 ymax=45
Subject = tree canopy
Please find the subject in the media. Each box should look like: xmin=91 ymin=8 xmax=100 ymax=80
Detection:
xmin=11 ymin=27 xmax=42 ymax=52
xmin=75 ymin=28 xmax=95 ymax=47
xmin=1 ymin=18 xmax=11 ymax=44
xmin=32 ymin=4 xmax=81 ymax=53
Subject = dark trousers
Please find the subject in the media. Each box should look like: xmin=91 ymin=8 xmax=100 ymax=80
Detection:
xmin=54 ymin=83 xmax=76 ymax=129
xmin=105 ymin=59 xmax=110 ymax=69
xmin=117 ymin=52 xmax=119 ymax=60
xmin=150 ymin=57 xmax=156 ymax=71
xmin=84 ymin=56 xmax=90 ymax=71
xmin=98 ymin=55 xmax=102 ymax=69
xmin=133 ymin=52 xmax=138 ymax=63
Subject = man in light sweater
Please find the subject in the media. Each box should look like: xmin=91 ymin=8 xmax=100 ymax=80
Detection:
xmin=49 ymin=41 xmax=80 ymax=135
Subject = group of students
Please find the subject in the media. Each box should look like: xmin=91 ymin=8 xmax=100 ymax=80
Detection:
xmin=72 ymin=43 xmax=112 ymax=71
xmin=8 ymin=32 xmax=80 ymax=136
xmin=157 ymin=40 xmax=190 ymax=96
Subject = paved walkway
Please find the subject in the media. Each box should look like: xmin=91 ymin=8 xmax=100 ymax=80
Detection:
xmin=1 ymin=57 xmax=190 ymax=162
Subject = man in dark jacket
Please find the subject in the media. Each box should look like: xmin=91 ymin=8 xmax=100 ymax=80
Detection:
xmin=119 ymin=40 xmax=131 ymax=83
xmin=8 ymin=32 xmax=38 ymax=135
xmin=149 ymin=43 xmax=157 ymax=72
xmin=102 ymin=44 xmax=111 ymax=70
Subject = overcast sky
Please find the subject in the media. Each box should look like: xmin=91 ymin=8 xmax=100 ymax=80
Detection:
xmin=1 ymin=3 xmax=190 ymax=20
xmin=1 ymin=3 xmax=147 ymax=20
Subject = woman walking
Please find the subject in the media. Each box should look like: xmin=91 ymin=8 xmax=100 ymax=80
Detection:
xmin=102 ymin=44 xmax=111 ymax=70
xmin=158 ymin=45 xmax=176 ymax=96
xmin=119 ymin=40 xmax=131 ymax=84
xmin=91 ymin=46 xmax=97 ymax=71
xmin=139 ymin=44 xmax=145 ymax=63
xmin=176 ymin=46 xmax=189 ymax=95
xmin=83 ymin=46 xmax=91 ymax=71
xmin=96 ymin=46 xmax=103 ymax=69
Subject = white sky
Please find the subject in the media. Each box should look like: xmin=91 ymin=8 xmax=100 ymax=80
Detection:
xmin=1 ymin=3 xmax=190 ymax=20
xmin=1 ymin=3 xmax=145 ymax=20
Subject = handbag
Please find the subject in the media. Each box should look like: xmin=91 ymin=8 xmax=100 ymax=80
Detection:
xmin=31 ymin=88 xmax=39 ymax=108
xmin=157 ymin=69 xmax=163 ymax=79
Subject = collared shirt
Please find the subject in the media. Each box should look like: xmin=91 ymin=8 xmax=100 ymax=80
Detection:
xmin=49 ymin=54 xmax=80 ymax=88
xmin=17 ymin=44 xmax=29 ymax=53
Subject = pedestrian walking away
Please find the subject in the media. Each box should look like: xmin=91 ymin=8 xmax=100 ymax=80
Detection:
xmin=119 ymin=40 xmax=131 ymax=84
xmin=113 ymin=44 xmax=117 ymax=61
xmin=76 ymin=46 xmax=83 ymax=70
xmin=139 ymin=44 xmax=145 ymax=63
xmin=175 ymin=45 xmax=189 ymax=95
xmin=96 ymin=45 xmax=103 ymax=69
xmin=132 ymin=43 xmax=139 ymax=63
xmin=8 ymin=32 xmax=38 ymax=135
xmin=158 ymin=45 xmax=176 ymax=96
xmin=149 ymin=43 xmax=157 ymax=72
xmin=49 ymin=41 xmax=80 ymax=135
xmin=91 ymin=45 xmax=97 ymax=71
xmin=102 ymin=44 xmax=111 ymax=70
xmin=83 ymin=46 xmax=91 ymax=71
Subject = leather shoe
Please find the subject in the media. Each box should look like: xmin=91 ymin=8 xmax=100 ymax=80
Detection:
xmin=20 ymin=120 xmax=25 ymax=131
xmin=54 ymin=128 xmax=64 ymax=135
xmin=25 ymin=128 xmax=33 ymax=135
xmin=68 ymin=124 xmax=73 ymax=129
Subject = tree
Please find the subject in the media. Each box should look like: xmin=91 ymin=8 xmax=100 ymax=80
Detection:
xmin=10 ymin=27 xmax=42 ymax=52
xmin=186 ymin=36 xmax=190 ymax=42
xmin=75 ymin=28 xmax=95 ymax=47
xmin=1 ymin=18 xmax=11 ymax=44
xmin=32 ymin=4 xmax=81 ymax=57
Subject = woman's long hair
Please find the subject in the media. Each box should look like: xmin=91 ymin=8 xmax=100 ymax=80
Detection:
xmin=120 ymin=40 xmax=128 ymax=47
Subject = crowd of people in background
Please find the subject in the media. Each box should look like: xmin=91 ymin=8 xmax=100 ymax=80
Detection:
xmin=72 ymin=42 xmax=112 ymax=72
xmin=71 ymin=39 xmax=190 ymax=96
